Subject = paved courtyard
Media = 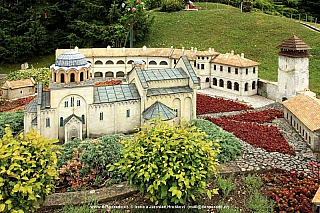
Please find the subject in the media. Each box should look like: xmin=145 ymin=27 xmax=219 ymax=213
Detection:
xmin=198 ymin=88 xmax=275 ymax=108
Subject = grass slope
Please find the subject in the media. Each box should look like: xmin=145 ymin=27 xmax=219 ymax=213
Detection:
xmin=137 ymin=4 xmax=320 ymax=95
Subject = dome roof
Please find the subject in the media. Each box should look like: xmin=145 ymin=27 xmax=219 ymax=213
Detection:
xmin=55 ymin=51 xmax=88 ymax=67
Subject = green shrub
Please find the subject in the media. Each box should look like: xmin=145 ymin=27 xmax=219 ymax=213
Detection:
xmin=246 ymin=190 xmax=274 ymax=213
xmin=161 ymin=0 xmax=184 ymax=12
xmin=114 ymin=119 xmax=220 ymax=205
xmin=242 ymin=173 xmax=262 ymax=194
xmin=0 ymin=126 xmax=61 ymax=212
xmin=145 ymin=0 xmax=162 ymax=9
xmin=190 ymin=119 xmax=242 ymax=163
xmin=6 ymin=67 xmax=51 ymax=88
xmin=0 ymin=111 xmax=24 ymax=138
xmin=217 ymin=201 xmax=241 ymax=213
xmin=216 ymin=174 xmax=235 ymax=198
xmin=57 ymin=135 xmax=126 ymax=191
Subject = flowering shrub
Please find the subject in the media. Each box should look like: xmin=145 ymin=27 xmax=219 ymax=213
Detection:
xmin=0 ymin=96 xmax=35 ymax=112
xmin=261 ymin=168 xmax=319 ymax=212
xmin=94 ymin=80 xmax=122 ymax=87
xmin=308 ymin=161 xmax=320 ymax=181
xmin=220 ymin=109 xmax=284 ymax=123
xmin=205 ymin=117 xmax=295 ymax=155
xmin=196 ymin=94 xmax=252 ymax=115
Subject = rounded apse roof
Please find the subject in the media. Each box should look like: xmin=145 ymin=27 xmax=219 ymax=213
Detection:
xmin=55 ymin=51 xmax=88 ymax=67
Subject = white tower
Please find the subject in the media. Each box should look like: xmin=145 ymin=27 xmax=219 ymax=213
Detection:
xmin=276 ymin=35 xmax=312 ymax=102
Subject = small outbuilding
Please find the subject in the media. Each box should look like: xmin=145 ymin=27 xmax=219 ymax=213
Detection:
xmin=0 ymin=78 xmax=35 ymax=100
xmin=283 ymin=94 xmax=320 ymax=151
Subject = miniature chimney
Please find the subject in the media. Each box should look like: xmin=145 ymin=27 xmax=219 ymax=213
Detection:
xmin=142 ymin=45 xmax=147 ymax=51
xmin=107 ymin=45 xmax=111 ymax=50
xmin=208 ymin=48 xmax=212 ymax=53
xmin=194 ymin=47 xmax=197 ymax=53
xmin=182 ymin=46 xmax=185 ymax=52
xmin=75 ymin=46 xmax=79 ymax=52
xmin=241 ymin=53 xmax=244 ymax=59
xmin=231 ymin=50 xmax=234 ymax=55
xmin=122 ymin=47 xmax=126 ymax=52
xmin=225 ymin=53 xmax=229 ymax=59
xmin=191 ymin=47 xmax=194 ymax=51
xmin=171 ymin=46 xmax=173 ymax=49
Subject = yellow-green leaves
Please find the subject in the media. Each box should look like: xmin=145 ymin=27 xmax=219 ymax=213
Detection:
xmin=0 ymin=126 xmax=62 ymax=212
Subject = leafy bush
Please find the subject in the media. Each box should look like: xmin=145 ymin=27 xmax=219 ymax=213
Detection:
xmin=114 ymin=119 xmax=220 ymax=205
xmin=6 ymin=67 xmax=51 ymax=88
xmin=0 ymin=126 xmax=61 ymax=212
xmin=161 ymin=0 xmax=184 ymax=12
xmin=190 ymin=119 xmax=242 ymax=163
xmin=145 ymin=0 xmax=162 ymax=9
xmin=216 ymin=174 xmax=235 ymax=198
xmin=247 ymin=190 xmax=274 ymax=213
xmin=0 ymin=111 xmax=24 ymax=138
xmin=242 ymin=173 xmax=262 ymax=194
xmin=57 ymin=135 xmax=125 ymax=191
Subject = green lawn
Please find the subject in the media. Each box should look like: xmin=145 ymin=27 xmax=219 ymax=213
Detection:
xmin=137 ymin=3 xmax=320 ymax=95
xmin=0 ymin=54 xmax=55 ymax=75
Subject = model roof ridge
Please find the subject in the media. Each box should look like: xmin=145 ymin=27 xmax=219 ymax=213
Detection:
xmin=211 ymin=51 xmax=260 ymax=67
xmin=276 ymin=35 xmax=312 ymax=51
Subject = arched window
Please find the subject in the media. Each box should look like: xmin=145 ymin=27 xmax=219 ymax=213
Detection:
xmin=46 ymin=118 xmax=50 ymax=127
xmin=127 ymin=60 xmax=134 ymax=64
xmin=219 ymin=79 xmax=224 ymax=87
xmin=82 ymin=115 xmax=85 ymax=124
xmin=244 ymin=83 xmax=248 ymax=91
xmin=105 ymin=71 xmax=114 ymax=77
xmin=64 ymin=101 xmax=68 ymax=107
xmin=252 ymin=81 xmax=256 ymax=90
xmin=53 ymin=72 xmax=56 ymax=82
xmin=80 ymin=72 xmax=84 ymax=81
xmin=116 ymin=71 xmax=125 ymax=78
xmin=87 ymin=71 xmax=89 ymax=79
xmin=77 ymin=100 xmax=81 ymax=106
xmin=205 ymin=77 xmax=209 ymax=83
xmin=160 ymin=61 xmax=168 ymax=65
xmin=227 ymin=81 xmax=232 ymax=89
xmin=94 ymin=72 xmax=103 ymax=77
xmin=60 ymin=73 xmax=65 ymax=83
xmin=95 ymin=60 xmax=103 ymax=65
xmin=212 ymin=78 xmax=217 ymax=86
xmin=70 ymin=73 xmax=75 ymax=83
xmin=234 ymin=82 xmax=239 ymax=91
xmin=106 ymin=60 xmax=114 ymax=65
xmin=116 ymin=60 xmax=125 ymax=64
xmin=149 ymin=60 xmax=157 ymax=65
xmin=100 ymin=112 xmax=103 ymax=121
xmin=60 ymin=117 xmax=63 ymax=127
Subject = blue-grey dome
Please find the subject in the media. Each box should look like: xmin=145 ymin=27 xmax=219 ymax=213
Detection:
xmin=55 ymin=51 xmax=88 ymax=67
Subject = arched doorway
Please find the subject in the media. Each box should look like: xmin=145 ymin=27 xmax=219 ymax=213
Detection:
xmin=60 ymin=73 xmax=65 ymax=83
xmin=70 ymin=73 xmax=75 ymax=83
xmin=69 ymin=128 xmax=78 ymax=141
xmin=80 ymin=72 xmax=84 ymax=81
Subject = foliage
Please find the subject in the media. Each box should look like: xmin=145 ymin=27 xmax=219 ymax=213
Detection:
xmin=0 ymin=126 xmax=61 ymax=212
xmin=61 ymin=198 xmax=98 ymax=213
xmin=190 ymin=119 xmax=242 ymax=163
xmin=220 ymin=109 xmax=284 ymax=124
xmin=246 ymin=190 xmax=274 ymax=213
xmin=261 ymin=168 xmax=319 ymax=212
xmin=114 ymin=119 xmax=220 ymax=205
xmin=242 ymin=173 xmax=262 ymax=194
xmin=242 ymin=0 xmax=253 ymax=12
xmin=217 ymin=201 xmax=241 ymax=213
xmin=6 ymin=67 xmax=51 ymax=88
xmin=0 ymin=96 xmax=35 ymax=113
xmin=216 ymin=174 xmax=235 ymax=198
xmin=205 ymin=116 xmax=295 ymax=155
xmin=161 ymin=0 xmax=184 ymax=12
xmin=57 ymin=135 xmax=125 ymax=191
xmin=0 ymin=111 xmax=24 ymax=138
xmin=145 ymin=0 xmax=162 ymax=9
xmin=196 ymin=94 xmax=252 ymax=115
xmin=308 ymin=161 xmax=320 ymax=182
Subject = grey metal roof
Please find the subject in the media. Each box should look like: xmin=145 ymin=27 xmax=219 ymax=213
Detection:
xmin=147 ymin=86 xmax=193 ymax=97
xmin=94 ymin=84 xmax=140 ymax=103
xmin=64 ymin=114 xmax=84 ymax=125
xmin=135 ymin=67 xmax=189 ymax=89
xmin=41 ymin=91 xmax=51 ymax=109
xmin=31 ymin=117 xmax=37 ymax=125
xmin=55 ymin=51 xmax=88 ymax=67
xmin=25 ymin=98 xmax=37 ymax=113
xmin=142 ymin=101 xmax=176 ymax=121
xmin=181 ymin=56 xmax=199 ymax=84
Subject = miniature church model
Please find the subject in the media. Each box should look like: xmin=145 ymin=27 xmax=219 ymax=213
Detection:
xmin=276 ymin=35 xmax=312 ymax=102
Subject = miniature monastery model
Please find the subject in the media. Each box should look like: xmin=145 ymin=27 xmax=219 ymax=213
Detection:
xmin=0 ymin=78 xmax=35 ymax=100
xmin=24 ymin=50 xmax=198 ymax=142
xmin=55 ymin=46 xmax=260 ymax=96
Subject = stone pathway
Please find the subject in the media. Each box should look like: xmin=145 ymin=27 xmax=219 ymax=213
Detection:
xmin=199 ymin=102 xmax=317 ymax=176
xmin=198 ymin=88 xmax=275 ymax=108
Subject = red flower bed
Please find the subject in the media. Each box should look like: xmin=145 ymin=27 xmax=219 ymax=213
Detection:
xmin=196 ymin=94 xmax=253 ymax=115
xmin=94 ymin=80 xmax=122 ymax=87
xmin=261 ymin=168 xmax=319 ymax=213
xmin=220 ymin=109 xmax=284 ymax=123
xmin=0 ymin=96 xmax=35 ymax=112
xmin=205 ymin=117 xmax=295 ymax=155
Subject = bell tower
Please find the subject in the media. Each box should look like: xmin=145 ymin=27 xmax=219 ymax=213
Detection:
xmin=276 ymin=35 xmax=311 ymax=102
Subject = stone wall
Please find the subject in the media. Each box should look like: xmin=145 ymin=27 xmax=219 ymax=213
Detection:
xmin=257 ymin=79 xmax=278 ymax=101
